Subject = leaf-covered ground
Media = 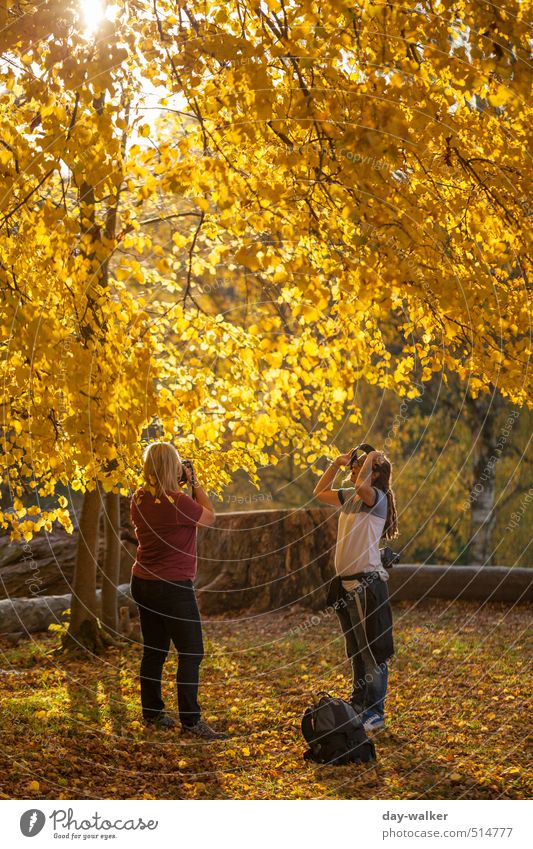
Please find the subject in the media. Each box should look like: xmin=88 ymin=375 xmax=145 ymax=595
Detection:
xmin=0 ymin=600 xmax=531 ymax=800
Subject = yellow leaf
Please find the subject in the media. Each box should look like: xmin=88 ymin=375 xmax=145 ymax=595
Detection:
xmin=488 ymin=86 xmax=512 ymax=107
xmin=235 ymin=246 xmax=260 ymax=271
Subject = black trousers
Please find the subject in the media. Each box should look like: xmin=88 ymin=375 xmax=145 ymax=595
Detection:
xmin=130 ymin=574 xmax=204 ymax=726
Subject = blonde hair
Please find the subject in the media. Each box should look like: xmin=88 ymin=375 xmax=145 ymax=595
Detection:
xmin=142 ymin=442 xmax=182 ymax=497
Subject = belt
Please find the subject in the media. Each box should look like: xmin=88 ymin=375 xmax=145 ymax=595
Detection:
xmin=327 ymin=571 xmax=385 ymax=608
xmin=327 ymin=574 xmax=369 ymax=607
xmin=340 ymin=570 xmax=381 ymax=582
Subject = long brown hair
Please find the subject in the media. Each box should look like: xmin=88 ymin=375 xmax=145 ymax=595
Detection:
xmin=373 ymin=457 xmax=399 ymax=540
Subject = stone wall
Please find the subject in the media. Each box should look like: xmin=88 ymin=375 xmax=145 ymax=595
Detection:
xmin=0 ymin=506 xmax=530 ymax=637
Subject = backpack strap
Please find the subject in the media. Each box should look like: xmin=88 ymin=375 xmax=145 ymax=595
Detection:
xmin=301 ymin=707 xmax=316 ymax=744
xmin=315 ymin=691 xmax=332 ymax=700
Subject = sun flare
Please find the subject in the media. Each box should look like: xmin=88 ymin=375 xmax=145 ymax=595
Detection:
xmin=79 ymin=0 xmax=118 ymax=37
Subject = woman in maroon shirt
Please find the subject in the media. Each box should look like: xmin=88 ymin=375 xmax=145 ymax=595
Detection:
xmin=130 ymin=441 xmax=227 ymax=740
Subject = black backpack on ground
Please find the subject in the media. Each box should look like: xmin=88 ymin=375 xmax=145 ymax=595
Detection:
xmin=301 ymin=693 xmax=376 ymax=765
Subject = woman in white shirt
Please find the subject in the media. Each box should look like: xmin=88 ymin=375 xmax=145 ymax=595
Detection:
xmin=314 ymin=445 xmax=398 ymax=732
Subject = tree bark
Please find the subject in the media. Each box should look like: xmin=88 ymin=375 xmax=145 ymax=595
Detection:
xmin=62 ymin=484 xmax=116 ymax=652
xmin=60 ymin=120 xmax=127 ymax=652
xmin=466 ymin=396 xmax=504 ymax=565
xmin=101 ymin=490 xmax=121 ymax=633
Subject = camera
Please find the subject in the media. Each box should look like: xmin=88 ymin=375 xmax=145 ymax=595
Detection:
xmin=380 ymin=546 xmax=400 ymax=570
xmin=179 ymin=459 xmax=195 ymax=485
xmin=349 ymin=443 xmax=376 ymax=467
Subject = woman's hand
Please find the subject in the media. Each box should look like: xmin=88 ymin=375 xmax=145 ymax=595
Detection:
xmin=333 ymin=452 xmax=353 ymax=468
xmin=313 ymin=451 xmax=349 ymax=504
xmin=355 ymin=450 xmax=385 ymax=506
xmin=367 ymin=450 xmax=385 ymax=467
xmin=180 ymin=460 xmax=198 ymax=487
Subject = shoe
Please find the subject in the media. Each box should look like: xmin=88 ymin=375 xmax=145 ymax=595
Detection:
xmin=144 ymin=712 xmax=177 ymax=730
xmin=363 ymin=713 xmax=385 ymax=733
xmin=181 ymin=718 xmax=229 ymax=741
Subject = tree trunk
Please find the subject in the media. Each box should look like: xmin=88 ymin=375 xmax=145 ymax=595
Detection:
xmin=101 ymin=490 xmax=121 ymax=633
xmin=60 ymin=132 xmax=127 ymax=652
xmin=62 ymin=484 xmax=116 ymax=653
xmin=466 ymin=396 xmax=503 ymax=565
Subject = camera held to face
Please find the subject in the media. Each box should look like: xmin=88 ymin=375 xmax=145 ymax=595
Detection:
xmin=179 ymin=459 xmax=195 ymax=485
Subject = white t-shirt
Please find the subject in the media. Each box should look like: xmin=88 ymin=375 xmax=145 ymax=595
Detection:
xmin=334 ymin=486 xmax=389 ymax=589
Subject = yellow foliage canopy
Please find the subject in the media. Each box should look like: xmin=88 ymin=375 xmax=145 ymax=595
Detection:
xmin=0 ymin=0 xmax=531 ymax=537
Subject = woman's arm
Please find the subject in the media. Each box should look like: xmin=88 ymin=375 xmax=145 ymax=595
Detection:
xmin=185 ymin=464 xmax=216 ymax=527
xmin=192 ymin=483 xmax=216 ymax=527
xmin=355 ymin=450 xmax=384 ymax=506
xmin=313 ymin=453 xmax=351 ymax=505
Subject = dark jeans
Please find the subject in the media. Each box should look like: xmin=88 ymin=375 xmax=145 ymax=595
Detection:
xmin=335 ymin=581 xmax=390 ymax=720
xmin=130 ymin=574 xmax=204 ymax=726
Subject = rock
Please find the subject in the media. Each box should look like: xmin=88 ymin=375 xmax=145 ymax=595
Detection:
xmin=195 ymin=508 xmax=338 ymax=615
xmin=2 ymin=632 xmax=26 ymax=646
xmin=388 ymin=564 xmax=533 ymax=604
xmin=0 ymin=583 xmax=135 ymax=637
xmin=0 ymin=592 xmax=72 ymax=637
xmin=0 ymin=497 xmax=136 ymax=601
xmin=1 ymin=504 xmax=531 ymax=630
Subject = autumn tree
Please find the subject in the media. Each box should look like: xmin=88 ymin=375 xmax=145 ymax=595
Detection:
xmin=1 ymin=0 xmax=531 ymax=649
